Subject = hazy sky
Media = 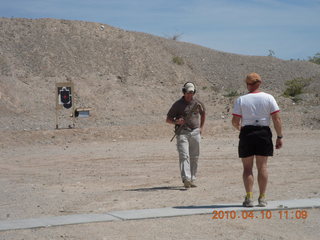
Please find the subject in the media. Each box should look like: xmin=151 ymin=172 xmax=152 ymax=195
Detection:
xmin=1 ymin=0 xmax=320 ymax=60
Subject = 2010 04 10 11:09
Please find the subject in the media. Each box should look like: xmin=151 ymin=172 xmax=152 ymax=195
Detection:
xmin=211 ymin=210 xmax=308 ymax=220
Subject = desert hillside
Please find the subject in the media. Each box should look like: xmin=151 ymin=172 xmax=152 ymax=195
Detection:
xmin=1 ymin=18 xmax=320 ymax=240
xmin=0 ymin=17 xmax=320 ymax=132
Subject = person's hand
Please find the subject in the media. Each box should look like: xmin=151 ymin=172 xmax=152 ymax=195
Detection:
xmin=175 ymin=118 xmax=185 ymax=125
xmin=275 ymin=138 xmax=283 ymax=149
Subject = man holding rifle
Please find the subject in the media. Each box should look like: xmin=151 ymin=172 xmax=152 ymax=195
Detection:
xmin=166 ymin=82 xmax=206 ymax=189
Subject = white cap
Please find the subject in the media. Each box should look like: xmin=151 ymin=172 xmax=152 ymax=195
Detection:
xmin=184 ymin=82 xmax=195 ymax=92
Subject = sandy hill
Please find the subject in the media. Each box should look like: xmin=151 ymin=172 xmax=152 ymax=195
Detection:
xmin=0 ymin=17 xmax=320 ymax=133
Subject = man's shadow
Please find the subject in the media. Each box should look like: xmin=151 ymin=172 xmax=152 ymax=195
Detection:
xmin=126 ymin=186 xmax=188 ymax=192
xmin=126 ymin=186 xmax=243 ymax=208
xmin=173 ymin=204 xmax=242 ymax=209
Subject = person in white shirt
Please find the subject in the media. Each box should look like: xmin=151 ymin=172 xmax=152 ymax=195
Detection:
xmin=232 ymin=73 xmax=283 ymax=207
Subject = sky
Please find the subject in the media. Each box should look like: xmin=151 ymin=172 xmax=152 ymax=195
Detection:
xmin=1 ymin=0 xmax=320 ymax=60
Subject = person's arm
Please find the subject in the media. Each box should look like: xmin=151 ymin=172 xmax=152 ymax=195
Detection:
xmin=200 ymin=111 xmax=206 ymax=134
xmin=271 ymin=112 xmax=283 ymax=149
xmin=232 ymin=115 xmax=241 ymax=131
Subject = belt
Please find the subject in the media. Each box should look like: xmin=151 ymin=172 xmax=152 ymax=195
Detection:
xmin=182 ymin=127 xmax=198 ymax=131
xmin=242 ymin=125 xmax=269 ymax=129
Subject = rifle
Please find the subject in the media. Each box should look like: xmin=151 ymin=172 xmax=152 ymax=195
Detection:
xmin=170 ymin=103 xmax=199 ymax=142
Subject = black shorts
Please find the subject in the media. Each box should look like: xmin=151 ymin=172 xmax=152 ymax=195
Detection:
xmin=238 ymin=126 xmax=273 ymax=158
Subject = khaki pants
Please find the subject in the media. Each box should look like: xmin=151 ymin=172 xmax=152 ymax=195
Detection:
xmin=176 ymin=128 xmax=201 ymax=182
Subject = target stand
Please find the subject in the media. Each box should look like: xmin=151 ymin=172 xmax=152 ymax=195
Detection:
xmin=55 ymin=82 xmax=75 ymax=129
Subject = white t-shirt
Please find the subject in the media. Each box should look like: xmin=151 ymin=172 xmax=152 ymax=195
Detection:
xmin=232 ymin=92 xmax=280 ymax=126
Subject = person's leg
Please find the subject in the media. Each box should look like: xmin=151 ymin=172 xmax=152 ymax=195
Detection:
xmin=256 ymin=155 xmax=268 ymax=204
xmin=176 ymin=133 xmax=191 ymax=185
xmin=189 ymin=129 xmax=201 ymax=182
xmin=242 ymin=156 xmax=254 ymax=194
xmin=242 ymin=156 xmax=255 ymax=207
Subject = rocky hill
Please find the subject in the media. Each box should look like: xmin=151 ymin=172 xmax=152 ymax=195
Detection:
xmin=1 ymin=17 xmax=320 ymax=132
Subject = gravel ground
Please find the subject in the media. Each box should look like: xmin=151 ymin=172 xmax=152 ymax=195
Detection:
xmin=0 ymin=127 xmax=319 ymax=239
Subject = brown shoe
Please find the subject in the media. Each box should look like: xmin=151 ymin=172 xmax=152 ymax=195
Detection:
xmin=183 ymin=180 xmax=191 ymax=188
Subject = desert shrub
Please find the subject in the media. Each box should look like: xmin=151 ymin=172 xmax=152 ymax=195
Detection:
xmin=308 ymin=52 xmax=320 ymax=65
xmin=172 ymin=56 xmax=184 ymax=65
xmin=267 ymin=49 xmax=275 ymax=57
xmin=224 ymin=90 xmax=240 ymax=97
xmin=165 ymin=32 xmax=183 ymax=41
xmin=283 ymin=78 xmax=311 ymax=98
xmin=170 ymin=33 xmax=183 ymax=41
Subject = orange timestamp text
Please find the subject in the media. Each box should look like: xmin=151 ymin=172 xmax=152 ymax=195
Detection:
xmin=212 ymin=209 xmax=308 ymax=220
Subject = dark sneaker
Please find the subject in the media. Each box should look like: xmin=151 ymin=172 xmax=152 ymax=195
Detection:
xmin=243 ymin=197 xmax=254 ymax=207
xmin=183 ymin=180 xmax=191 ymax=188
xmin=258 ymin=197 xmax=267 ymax=207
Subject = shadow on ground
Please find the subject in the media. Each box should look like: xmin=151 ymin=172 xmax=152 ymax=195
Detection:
xmin=173 ymin=204 xmax=243 ymax=209
xmin=126 ymin=186 xmax=187 ymax=192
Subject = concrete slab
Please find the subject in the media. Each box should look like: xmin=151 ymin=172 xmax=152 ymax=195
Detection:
xmin=0 ymin=198 xmax=319 ymax=231
xmin=108 ymin=206 xmax=214 ymax=220
xmin=0 ymin=214 xmax=119 ymax=231
xmin=109 ymin=198 xmax=320 ymax=220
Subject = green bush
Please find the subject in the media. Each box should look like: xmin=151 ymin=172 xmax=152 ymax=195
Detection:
xmin=308 ymin=52 xmax=320 ymax=65
xmin=283 ymin=78 xmax=311 ymax=97
xmin=172 ymin=56 xmax=184 ymax=65
xmin=224 ymin=90 xmax=240 ymax=97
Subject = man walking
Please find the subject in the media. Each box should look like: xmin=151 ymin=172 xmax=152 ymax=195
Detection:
xmin=166 ymin=82 xmax=206 ymax=189
xmin=232 ymin=73 xmax=283 ymax=207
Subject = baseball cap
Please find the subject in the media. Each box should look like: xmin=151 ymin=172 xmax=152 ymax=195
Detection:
xmin=184 ymin=82 xmax=195 ymax=92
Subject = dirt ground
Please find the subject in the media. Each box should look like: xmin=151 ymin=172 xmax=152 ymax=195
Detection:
xmin=0 ymin=124 xmax=320 ymax=239
xmin=1 ymin=17 xmax=320 ymax=240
